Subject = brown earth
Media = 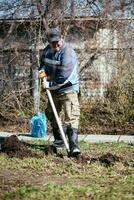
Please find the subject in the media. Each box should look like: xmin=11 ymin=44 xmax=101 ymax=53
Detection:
xmin=0 ymin=135 xmax=133 ymax=199
xmin=0 ymin=113 xmax=30 ymax=133
xmin=0 ymin=112 xmax=134 ymax=135
xmin=0 ymin=135 xmax=42 ymax=159
xmin=0 ymin=135 xmax=122 ymax=167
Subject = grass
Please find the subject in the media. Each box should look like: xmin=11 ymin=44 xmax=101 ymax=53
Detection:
xmin=0 ymin=141 xmax=134 ymax=200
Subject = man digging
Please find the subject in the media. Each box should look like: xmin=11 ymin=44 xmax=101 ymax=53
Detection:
xmin=39 ymin=28 xmax=81 ymax=157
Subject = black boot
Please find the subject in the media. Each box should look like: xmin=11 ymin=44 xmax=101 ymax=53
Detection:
xmin=66 ymin=128 xmax=81 ymax=156
xmin=52 ymin=127 xmax=64 ymax=148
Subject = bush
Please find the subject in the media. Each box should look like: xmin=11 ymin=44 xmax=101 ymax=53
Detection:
xmin=80 ymin=65 xmax=134 ymax=135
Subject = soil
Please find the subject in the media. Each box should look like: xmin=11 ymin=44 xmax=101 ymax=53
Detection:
xmin=0 ymin=135 xmax=122 ymax=167
xmin=76 ymin=152 xmax=121 ymax=167
xmin=0 ymin=136 xmax=133 ymax=199
xmin=0 ymin=113 xmax=30 ymax=132
xmin=0 ymin=112 xmax=134 ymax=135
xmin=0 ymin=135 xmax=42 ymax=159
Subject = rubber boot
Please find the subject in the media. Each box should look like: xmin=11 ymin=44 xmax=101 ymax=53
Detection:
xmin=52 ymin=127 xmax=64 ymax=147
xmin=66 ymin=128 xmax=81 ymax=157
xmin=53 ymin=127 xmax=62 ymax=140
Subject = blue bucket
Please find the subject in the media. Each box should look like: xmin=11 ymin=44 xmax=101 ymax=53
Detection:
xmin=31 ymin=113 xmax=47 ymax=138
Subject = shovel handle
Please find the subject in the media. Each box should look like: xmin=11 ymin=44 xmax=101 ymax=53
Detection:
xmin=43 ymin=78 xmax=70 ymax=153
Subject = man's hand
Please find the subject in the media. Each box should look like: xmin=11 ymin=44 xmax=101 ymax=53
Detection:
xmin=39 ymin=70 xmax=47 ymax=79
xmin=42 ymin=77 xmax=49 ymax=89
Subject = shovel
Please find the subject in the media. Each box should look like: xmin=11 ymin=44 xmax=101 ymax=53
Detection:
xmin=43 ymin=78 xmax=70 ymax=155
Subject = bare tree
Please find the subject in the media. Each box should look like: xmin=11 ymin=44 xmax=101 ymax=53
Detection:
xmin=0 ymin=0 xmax=133 ymax=133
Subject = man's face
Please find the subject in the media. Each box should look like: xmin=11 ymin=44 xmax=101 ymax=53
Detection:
xmin=50 ymin=39 xmax=63 ymax=51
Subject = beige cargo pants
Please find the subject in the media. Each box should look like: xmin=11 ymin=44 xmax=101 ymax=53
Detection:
xmin=45 ymin=91 xmax=80 ymax=131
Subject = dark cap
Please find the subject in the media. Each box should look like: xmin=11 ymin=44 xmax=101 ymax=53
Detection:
xmin=47 ymin=28 xmax=61 ymax=43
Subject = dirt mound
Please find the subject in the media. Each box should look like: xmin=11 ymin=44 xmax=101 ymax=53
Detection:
xmin=98 ymin=153 xmax=121 ymax=167
xmin=76 ymin=152 xmax=121 ymax=167
xmin=0 ymin=135 xmax=42 ymax=159
xmin=41 ymin=146 xmax=121 ymax=167
xmin=0 ymin=137 xmax=122 ymax=165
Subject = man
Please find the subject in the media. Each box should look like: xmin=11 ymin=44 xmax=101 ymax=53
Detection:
xmin=39 ymin=28 xmax=81 ymax=156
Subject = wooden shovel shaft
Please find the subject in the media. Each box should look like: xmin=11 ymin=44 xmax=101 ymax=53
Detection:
xmin=43 ymin=78 xmax=70 ymax=153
